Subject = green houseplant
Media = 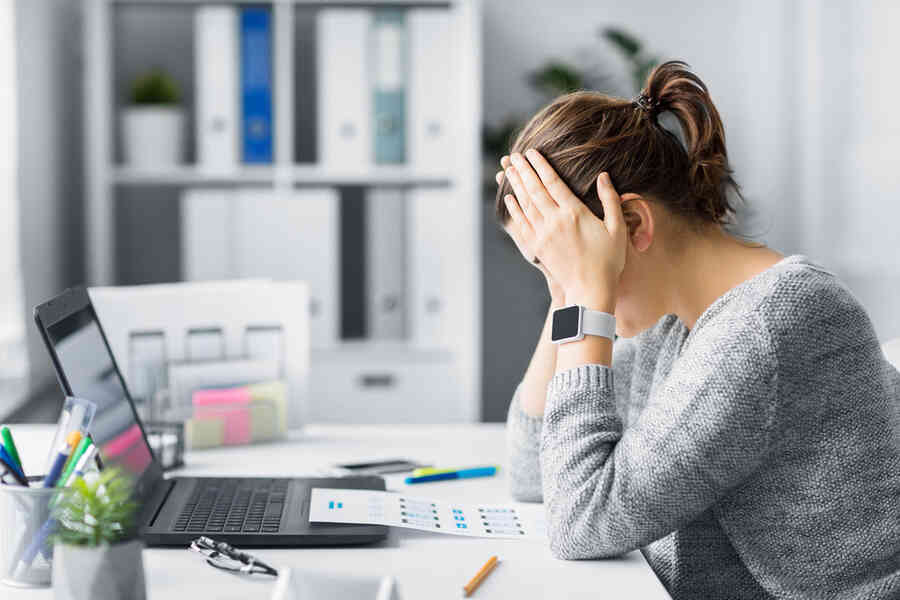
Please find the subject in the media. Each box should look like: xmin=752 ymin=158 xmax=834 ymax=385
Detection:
xmin=130 ymin=69 xmax=180 ymax=106
xmin=51 ymin=468 xmax=146 ymax=600
xmin=122 ymin=68 xmax=184 ymax=168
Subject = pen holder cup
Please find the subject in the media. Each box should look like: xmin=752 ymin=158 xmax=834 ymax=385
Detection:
xmin=0 ymin=476 xmax=63 ymax=588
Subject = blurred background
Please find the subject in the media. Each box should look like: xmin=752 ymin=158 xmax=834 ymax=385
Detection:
xmin=0 ymin=0 xmax=898 ymax=426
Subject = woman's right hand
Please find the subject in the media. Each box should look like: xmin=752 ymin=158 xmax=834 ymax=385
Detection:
xmin=497 ymin=156 xmax=565 ymax=304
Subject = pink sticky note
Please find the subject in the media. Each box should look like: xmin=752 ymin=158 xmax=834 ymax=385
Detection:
xmin=192 ymin=388 xmax=251 ymax=446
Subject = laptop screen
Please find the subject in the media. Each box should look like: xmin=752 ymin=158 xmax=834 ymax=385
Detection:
xmin=44 ymin=302 xmax=159 ymax=493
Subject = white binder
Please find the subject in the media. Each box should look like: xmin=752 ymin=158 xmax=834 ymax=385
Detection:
xmin=195 ymin=6 xmax=239 ymax=170
xmin=231 ymin=188 xmax=340 ymax=349
xmin=407 ymin=9 xmax=455 ymax=175
xmin=407 ymin=188 xmax=455 ymax=348
xmin=180 ymin=188 xmax=232 ymax=281
xmin=317 ymin=9 xmax=372 ymax=168
xmin=366 ymin=188 xmax=406 ymax=339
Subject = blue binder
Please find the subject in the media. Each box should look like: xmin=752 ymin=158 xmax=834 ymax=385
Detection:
xmin=240 ymin=7 xmax=273 ymax=163
xmin=372 ymin=9 xmax=406 ymax=164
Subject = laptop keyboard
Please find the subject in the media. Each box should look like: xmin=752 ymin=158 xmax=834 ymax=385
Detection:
xmin=173 ymin=478 xmax=289 ymax=534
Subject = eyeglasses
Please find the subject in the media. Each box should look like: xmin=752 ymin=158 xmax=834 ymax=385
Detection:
xmin=189 ymin=536 xmax=278 ymax=577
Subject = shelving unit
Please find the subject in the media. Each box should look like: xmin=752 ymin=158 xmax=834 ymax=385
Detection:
xmin=111 ymin=165 xmax=453 ymax=187
xmin=83 ymin=0 xmax=483 ymax=422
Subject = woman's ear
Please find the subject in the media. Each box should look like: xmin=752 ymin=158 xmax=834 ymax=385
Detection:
xmin=620 ymin=193 xmax=654 ymax=252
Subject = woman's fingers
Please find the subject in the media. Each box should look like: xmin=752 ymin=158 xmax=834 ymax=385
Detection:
xmin=504 ymin=194 xmax=532 ymax=234
xmin=596 ymin=172 xmax=625 ymax=235
xmin=495 ymin=170 xmax=504 ymax=185
xmin=503 ymin=194 xmax=539 ymax=264
xmin=504 ymin=164 xmax=541 ymax=224
xmin=510 ymin=153 xmax=556 ymax=215
xmin=500 ymin=155 xmax=511 ymax=169
xmin=524 ymin=149 xmax=581 ymax=209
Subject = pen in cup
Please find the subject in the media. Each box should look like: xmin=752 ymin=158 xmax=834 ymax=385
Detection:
xmin=18 ymin=444 xmax=101 ymax=574
xmin=44 ymin=397 xmax=96 ymax=473
xmin=56 ymin=436 xmax=92 ymax=489
xmin=0 ymin=445 xmax=28 ymax=486
xmin=43 ymin=431 xmax=82 ymax=489
xmin=1 ymin=425 xmax=23 ymax=471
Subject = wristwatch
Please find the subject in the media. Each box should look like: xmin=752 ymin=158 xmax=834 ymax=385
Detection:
xmin=551 ymin=304 xmax=616 ymax=344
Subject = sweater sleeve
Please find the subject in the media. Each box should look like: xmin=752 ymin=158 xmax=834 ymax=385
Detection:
xmin=506 ymin=386 xmax=544 ymax=502
xmin=505 ymin=336 xmax=641 ymax=503
xmin=540 ymin=314 xmax=778 ymax=559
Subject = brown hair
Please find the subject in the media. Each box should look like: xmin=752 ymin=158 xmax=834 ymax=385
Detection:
xmin=496 ymin=60 xmax=740 ymax=226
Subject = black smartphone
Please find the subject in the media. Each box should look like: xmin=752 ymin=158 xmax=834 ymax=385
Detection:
xmin=334 ymin=459 xmax=428 ymax=476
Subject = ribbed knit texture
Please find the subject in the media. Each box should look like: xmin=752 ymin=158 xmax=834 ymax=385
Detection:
xmin=506 ymin=255 xmax=900 ymax=599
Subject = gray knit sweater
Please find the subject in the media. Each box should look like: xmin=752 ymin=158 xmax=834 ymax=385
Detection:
xmin=507 ymin=255 xmax=900 ymax=599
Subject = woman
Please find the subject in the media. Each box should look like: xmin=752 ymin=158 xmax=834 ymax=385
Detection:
xmin=498 ymin=61 xmax=900 ymax=599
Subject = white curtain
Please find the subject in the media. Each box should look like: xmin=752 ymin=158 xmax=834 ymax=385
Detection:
xmin=791 ymin=0 xmax=900 ymax=340
xmin=0 ymin=0 xmax=28 ymax=413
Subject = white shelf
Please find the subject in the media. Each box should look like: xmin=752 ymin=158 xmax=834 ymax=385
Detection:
xmin=111 ymin=165 xmax=453 ymax=187
xmin=313 ymin=341 xmax=454 ymax=363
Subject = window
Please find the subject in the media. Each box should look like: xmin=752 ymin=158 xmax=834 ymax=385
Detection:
xmin=0 ymin=2 xmax=28 ymax=414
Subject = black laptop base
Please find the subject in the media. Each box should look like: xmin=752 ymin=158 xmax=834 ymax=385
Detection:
xmin=141 ymin=475 xmax=389 ymax=548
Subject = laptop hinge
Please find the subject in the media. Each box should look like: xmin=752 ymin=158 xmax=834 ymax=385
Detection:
xmin=145 ymin=479 xmax=177 ymax=528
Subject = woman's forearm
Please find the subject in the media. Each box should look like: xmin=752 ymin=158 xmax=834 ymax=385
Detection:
xmin=519 ymin=292 xmax=566 ymax=417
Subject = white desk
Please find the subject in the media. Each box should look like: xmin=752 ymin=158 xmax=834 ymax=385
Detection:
xmin=5 ymin=424 xmax=669 ymax=599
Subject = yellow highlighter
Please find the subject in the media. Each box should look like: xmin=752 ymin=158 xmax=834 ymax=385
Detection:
xmin=411 ymin=467 xmax=463 ymax=477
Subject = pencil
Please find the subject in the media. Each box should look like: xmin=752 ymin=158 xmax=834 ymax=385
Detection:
xmin=463 ymin=555 xmax=498 ymax=597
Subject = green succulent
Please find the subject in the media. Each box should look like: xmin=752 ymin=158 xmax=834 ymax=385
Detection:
xmin=52 ymin=467 xmax=139 ymax=547
xmin=130 ymin=69 xmax=180 ymax=105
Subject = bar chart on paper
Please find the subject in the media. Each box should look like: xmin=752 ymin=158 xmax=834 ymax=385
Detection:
xmin=309 ymin=488 xmax=547 ymax=540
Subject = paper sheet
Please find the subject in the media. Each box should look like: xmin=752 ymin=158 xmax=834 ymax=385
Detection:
xmin=309 ymin=488 xmax=547 ymax=540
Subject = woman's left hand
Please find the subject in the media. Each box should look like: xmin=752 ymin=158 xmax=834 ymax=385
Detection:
xmin=502 ymin=149 xmax=627 ymax=313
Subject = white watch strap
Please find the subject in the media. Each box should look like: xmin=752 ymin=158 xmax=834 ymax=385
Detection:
xmin=581 ymin=309 xmax=616 ymax=340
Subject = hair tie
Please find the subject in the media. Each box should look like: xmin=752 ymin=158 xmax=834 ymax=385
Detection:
xmin=634 ymin=92 xmax=660 ymax=117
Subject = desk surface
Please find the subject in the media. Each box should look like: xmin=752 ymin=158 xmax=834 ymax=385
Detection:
xmin=4 ymin=424 xmax=669 ymax=599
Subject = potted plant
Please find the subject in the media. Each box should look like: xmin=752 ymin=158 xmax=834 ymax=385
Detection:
xmin=122 ymin=68 xmax=184 ymax=168
xmin=51 ymin=468 xmax=146 ymax=600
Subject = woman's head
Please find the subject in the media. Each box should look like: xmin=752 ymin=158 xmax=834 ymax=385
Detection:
xmin=496 ymin=61 xmax=741 ymax=335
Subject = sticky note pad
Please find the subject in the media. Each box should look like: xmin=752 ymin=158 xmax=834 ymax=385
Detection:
xmin=193 ymin=388 xmax=251 ymax=445
xmin=185 ymin=417 xmax=226 ymax=449
xmin=249 ymin=401 xmax=277 ymax=441
xmin=246 ymin=380 xmax=288 ymax=437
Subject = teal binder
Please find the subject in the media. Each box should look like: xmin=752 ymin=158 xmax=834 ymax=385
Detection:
xmin=372 ymin=9 xmax=406 ymax=164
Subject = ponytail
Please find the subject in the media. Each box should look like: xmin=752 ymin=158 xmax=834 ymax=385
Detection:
xmin=638 ymin=61 xmax=739 ymax=223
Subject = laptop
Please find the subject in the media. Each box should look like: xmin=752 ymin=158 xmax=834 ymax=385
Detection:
xmin=33 ymin=286 xmax=388 ymax=547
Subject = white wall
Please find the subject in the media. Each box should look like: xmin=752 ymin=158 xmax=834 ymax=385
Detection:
xmin=804 ymin=0 xmax=900 ymax=340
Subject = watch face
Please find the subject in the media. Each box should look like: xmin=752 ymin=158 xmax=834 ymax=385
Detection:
xmin=551 ymin=305 xmax=581 ymax=342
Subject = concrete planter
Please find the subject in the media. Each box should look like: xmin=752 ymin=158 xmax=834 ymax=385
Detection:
xmin=52 ymin=540 xmax=146 ymax=600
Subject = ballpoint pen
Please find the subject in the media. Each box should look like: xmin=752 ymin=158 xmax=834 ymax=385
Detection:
xmin=0 ymin=446 xmax=28 ymax=486
xmin=61 ymin=445 xmax=98 ymax=488
xmin=43 ymin=431 xmax=82 ymax=489
xmin=1 ymin=426 xmax=23 ymax=471
xmin=56 ymin=436 xmax=92 ymax=488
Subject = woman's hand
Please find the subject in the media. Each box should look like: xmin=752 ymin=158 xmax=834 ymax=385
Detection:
xmin=496 ymin=156 xmax=565 ymax=304
xmin=501 ymin=149 xmax=627 ymax=313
